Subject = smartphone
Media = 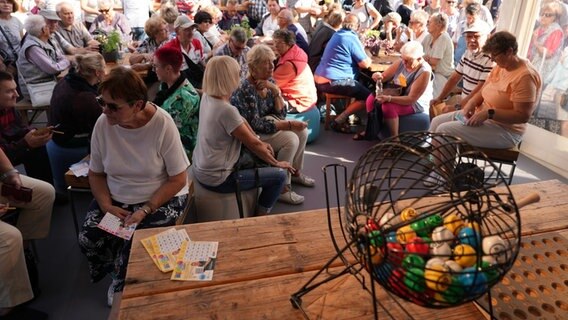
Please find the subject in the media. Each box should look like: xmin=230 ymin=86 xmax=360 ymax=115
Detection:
xmin=455 ymin=112 xmax=467 ymax=125
xmin=1 ymin=184 xmax=33 ymax=203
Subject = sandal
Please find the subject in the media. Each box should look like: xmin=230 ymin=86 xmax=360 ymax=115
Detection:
xmin=353 ymin=131 xmax=366 ymax=141
xmin=330 ymin=120 xmax=353 ymax=134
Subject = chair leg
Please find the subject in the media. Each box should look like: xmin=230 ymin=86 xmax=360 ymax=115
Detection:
xmin=325 ymin=97 xmax=331 ymax=130
xmin=508 ymin=163 xmax=517 ymax=185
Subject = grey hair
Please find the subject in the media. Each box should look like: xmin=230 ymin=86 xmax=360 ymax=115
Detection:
xmin=273 ymin=29 xmax=296 ymax=46
xmin=230 ymin=27 xmax=248 ymax=43
xmin=410 ymin=9 xmax=429 ymax=25
xmin=55 ymin=1 xmax=73 ymax=12
xmin=247 ymin=44 xmax=276 ymax=73
xmin=25 ymin=14 xmax=47 ymax=37
xmin=430 ymin=12 xmax=448 ymax=29
xmin=400 ymin=41 xmax=424 ymax=59
xmin=278 ymin=9 xmax=294 ymax=24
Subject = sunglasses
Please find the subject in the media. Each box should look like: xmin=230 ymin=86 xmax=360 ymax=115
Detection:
xmin=99 ymin=9 xmax=110 ymax=13
xmin=96 ymin=96 xmax=131 ymax=112
xmin=541 ymin=13 xmax=555 ymax=18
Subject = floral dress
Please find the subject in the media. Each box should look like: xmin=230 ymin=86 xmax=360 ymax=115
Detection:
xmin=230 ymin=78 xmax=285 ymax=134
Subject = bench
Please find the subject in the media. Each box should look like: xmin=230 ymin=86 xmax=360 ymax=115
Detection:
xmin=461 ymin=144 xmax=521 ymax=185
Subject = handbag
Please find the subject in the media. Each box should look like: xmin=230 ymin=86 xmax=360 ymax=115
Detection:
xmin=233 ymin=146 xmax=269 ymax=171
xmin=382 ymin=82 xmax=403 ymax=96
xmin=364 ymin=100 xmax=384 ymax=140
xmin=26 ymin=80 xmax=57 ymax=107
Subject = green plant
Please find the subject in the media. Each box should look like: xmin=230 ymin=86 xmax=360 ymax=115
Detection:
xmin=230 ymin=21 xmax=253 ymax=39
xmin=95 ymin=29 xmax=122 ymax=53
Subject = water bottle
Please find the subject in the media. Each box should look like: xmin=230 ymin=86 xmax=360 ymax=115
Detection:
xmin=375 ymin=81 xmax=383 ymax=97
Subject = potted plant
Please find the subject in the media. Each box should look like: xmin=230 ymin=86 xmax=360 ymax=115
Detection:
xmin=94 ymin=29 xmax=122 ymax=63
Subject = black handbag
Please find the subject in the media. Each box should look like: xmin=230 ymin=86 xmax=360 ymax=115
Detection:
xmin=364 ymin=100 xmax=384 ymax=140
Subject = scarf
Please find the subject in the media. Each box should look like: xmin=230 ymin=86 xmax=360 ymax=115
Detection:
xmin=153 ymin=74 xmax=186 ymax=106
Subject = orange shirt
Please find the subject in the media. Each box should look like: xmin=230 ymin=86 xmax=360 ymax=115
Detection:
xmin=480 ymin=59 xmax=541 ymax=135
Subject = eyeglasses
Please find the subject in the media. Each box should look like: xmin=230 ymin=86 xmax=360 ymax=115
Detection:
xmin=540 ymin=13 xmax=555 ymax=18
xmin=96 ymin=96 xmax=131 ymax=112
xmin=99 ymin=9 xmax=110 ymax=13
xmin=446 ymin=1 xmax=456 ymax=4
xmin=230 ymin=40 xmax=246 ymax=51
xmin=489 ymin=51 xmax=504 ymax=61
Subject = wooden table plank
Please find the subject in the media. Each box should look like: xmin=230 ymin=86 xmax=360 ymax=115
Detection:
xmin=119 ymin=266 xmax=484 ymax=320
xmin=120 ymin=180 xmax=568 ymax=319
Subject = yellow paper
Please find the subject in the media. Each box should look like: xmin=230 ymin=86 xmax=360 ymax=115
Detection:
xmin=398 ymin=74 xmax=407 ymax=87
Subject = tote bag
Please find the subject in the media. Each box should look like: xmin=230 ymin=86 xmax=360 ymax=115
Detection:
xmin=26 ymin=80 xmax=56 ymax=107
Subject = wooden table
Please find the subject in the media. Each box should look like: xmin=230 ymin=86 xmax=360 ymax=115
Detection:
xmin=116 ymin=180 xmax=568 ymax=319
xmin=15 ymin=99 xmax=50 ymax=125
xmin=368 ymin=50 xmax=401 ymax=73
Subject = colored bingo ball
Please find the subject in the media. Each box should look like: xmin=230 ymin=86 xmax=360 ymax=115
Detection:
xmin=396 ymin=225 xmax=417 ymax=244
xmin=401 ymin=207 xmax=418 ymax=221
xmin=369 ymin=245 xmax=384 ymax=265
xmin=410 ymin=219 xmax=430 ymax=237
xmin=482 ymin=235 xmax=508 ymax=263
xmin=404 ymin=268 xmax=426 ymax=292
xmin=444 ymin=213 xmax=465 ymax=235
xmin=368 ymin=230 xmax=384 ymax=247
xmin=431 ymin=226 xmax=454 ymax=244
xmin=453 ymin=244 xmax=477 ymax=268
xmin=366 ymin=218 xmax=380 ymax=232
xmin=457 ymin=227 xmax=481 ymax=248
xmin=406 ymin=237 xmax=429 ymax=255
xmin=430 ymin=241 xmax=452 ymax=259
xmin=386 ymin=242 xmax=404 ymax=262
xmin=402 ymin=254 xmax=425 ymax=270
xmin=424 ymin=215 xmax=444 ymax=230
xmin=459 ymin=267 xmax=488 ymax=295
xmin=424 ymin=264 xmax=452 ymax=291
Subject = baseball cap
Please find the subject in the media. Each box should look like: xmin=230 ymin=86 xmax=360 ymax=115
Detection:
xmin=39 ymin=10 xmax=61 ymax=21
xmin=174 ymin=15 xmax=196 ymax=29
xmin=463 ymin=20 xmax=491 ymax=35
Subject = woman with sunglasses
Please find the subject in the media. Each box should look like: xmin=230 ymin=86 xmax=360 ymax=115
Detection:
xmin=88 ymin=0 xmax=131 ymax=39
xmin=78 ymin=66 xmax=190 ymax=307
xmin=46 ymin=52 xmax=104 ymax=195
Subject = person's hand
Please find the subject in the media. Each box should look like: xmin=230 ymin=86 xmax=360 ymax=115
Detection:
xmin=430 ymin=97 xmax=443 ymax=107
xmin=371 ymin=72 xmax=383 ymax=82
xmin=274 ymin=160 xmax=296 ymax=174
xmin=87 ymin=39 xmax=100 ymax=51
xmin=441 ymin=104 xmax=456 ymax=113
xmin=263 ymin=142 xmax=275 ymax=156
xmin=124 ymin=210 xmax=145 ymax=226
xmin=104 ymin=205 xmax=131 ymax=220
xmin=375 ymin=94 xmax=390 ymax=103
xmin=24 ymin=129 xmax=52 ymax=148
xmin=3 ymin=172 xmax=22 ymax=188
xmin=310 ymin=6 xmax=322 ymax=15
xmin=290 ymin=120 xmax=307 ymax=131
xmin=464 ymin=108 xmax=488 ymax=127
xmin=0 ymin=203 xmax=9 ymax=219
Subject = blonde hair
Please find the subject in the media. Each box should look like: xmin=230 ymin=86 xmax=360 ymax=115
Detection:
xmin=247 ymin=44 xmax=276 ymax=74
xmin=203 ymin=56 xmax=241 ymax=97
xmin=75 ymin=53 xmax=105 ymax=78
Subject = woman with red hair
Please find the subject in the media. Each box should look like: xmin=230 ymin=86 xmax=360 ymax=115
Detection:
xmin=153 ymin=46 xmax=200 ymax=158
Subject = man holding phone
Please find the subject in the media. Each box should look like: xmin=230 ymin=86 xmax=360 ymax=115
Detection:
xmin=0 ymin=148 xmax=55 ymax=319
xmin=0 ymin=71 xmax=55 ymax=188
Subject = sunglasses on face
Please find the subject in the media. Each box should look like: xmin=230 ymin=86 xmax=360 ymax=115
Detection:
xmin=541 ymin=13 xmax=555 ymax=18
xmin=96 ymin=96 xmax=130 ymax=112
xmin=99 ymin=9 xmax=110 ymax=13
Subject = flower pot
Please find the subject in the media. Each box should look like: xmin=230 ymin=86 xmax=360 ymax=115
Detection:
xmin=102 ymin=50 xmax=119 ymax=63
xmin=369 ymin=45 xmax=380 ymax=57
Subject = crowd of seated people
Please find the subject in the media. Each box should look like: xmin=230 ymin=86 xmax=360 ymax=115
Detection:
xmin=0 ymin=0 xmax=519 ymax=313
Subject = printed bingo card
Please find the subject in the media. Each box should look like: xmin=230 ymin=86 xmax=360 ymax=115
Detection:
xmin=146 ymin=228 xmax=190 ymax=272
xmin=171 ymin=241 xmax=218 ymax=281
xmin=97 ymin=212 xmax=137 ymax=240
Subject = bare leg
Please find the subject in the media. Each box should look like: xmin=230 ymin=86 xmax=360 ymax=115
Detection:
xmin=384 ymin=117 xmax=399 ymax=137
xmin=336 ymin=100 xmax=365 ymax=122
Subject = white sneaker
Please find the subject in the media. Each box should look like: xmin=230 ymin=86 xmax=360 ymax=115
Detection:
xmin=278 ymin=190 xmax=305 ymax=205
xmin=291 ymin=173 xmax=316 ymax=187
xmin=107 ymin=279 xmax=119 ymax=307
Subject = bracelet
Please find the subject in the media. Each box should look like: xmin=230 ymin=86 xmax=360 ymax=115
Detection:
xmin=140 ymin=205 xmax=152 ymax=216
xmin=388 ymin=96 xmax=392 ymax=102
xmin=288 ymin=121 xmax=292 ymax=130
xmin=0 ymin=168 xmax=18 ymax=182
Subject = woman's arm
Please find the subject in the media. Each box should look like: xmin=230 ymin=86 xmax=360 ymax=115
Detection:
xmin=25 ymin=46 xmax=70 ymax=75
xmin=81 ymin=0 xmax=99 ymax=15
xmin=380 ymin=69 xmax=431 ymax=106
xmin=367 ymin=4 xmax=382 ymax=30
xmin=372 ymin=59 xmax=402 ymax=83
xmin=232 ymin=122 xmax=295 ymax=172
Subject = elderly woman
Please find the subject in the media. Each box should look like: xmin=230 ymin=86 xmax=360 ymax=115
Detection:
xmin=192 ymin=56 xmax=291 ymax=215
xmin=428 ymin=31 xmax=542 ymax=184
xmin=355 ymin=41 xmax=433 ymax=140
xmin=201 ymin=5 xmax=227 ymax=47
xmin=78 ymin=67 xmax=190 ymax=306
xmin=47 ymin=53 xmax=104 ymax=194
xmin=423 ymin=12 xmax=454 ymax=98
xmin=272 ymin=29 xmax=317 ymax=114
xmin=380 ymin=12 xmax=402 ymax=42
xmin=128 ymin=16 xmax=170 ymax=75
xmin=529 ymin=2 xmax=565 ymax=85
xmin=17 ymin=14 xmax=70 ymax=101
xmin=0 ymin=0 xmax=23 ymax=74
xmin=88 ymin=0 xmax=131 ymax=38
xmin=395 ymin=9 xmax=429 ymax=51
xmin=153 ymin=46 xmax=200 ymax=159
xmin=231 ymin=44 xmax=315 ymax=205
xmin=193 ymin=11 xmax=216 ymax=60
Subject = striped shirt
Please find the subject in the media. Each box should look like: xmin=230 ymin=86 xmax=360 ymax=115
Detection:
xmin=455 ymin=50 xmax=494 ymax=98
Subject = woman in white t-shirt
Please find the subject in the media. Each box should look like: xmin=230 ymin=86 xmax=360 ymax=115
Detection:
xmin=78 ymin=67 xmax=190 ymax=307
xmin=350 ymin=0 xmax=381 ymax=32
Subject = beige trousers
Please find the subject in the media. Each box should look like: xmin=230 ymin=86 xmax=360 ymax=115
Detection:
xmin=259 ymin=122 xmax=308 ymax=185
xmin=0 ymin=175 xmax=55 ymax=240
xmin=0 ymin=222 xmax=33 ymax=308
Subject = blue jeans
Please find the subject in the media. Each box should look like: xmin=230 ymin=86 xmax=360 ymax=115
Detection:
xmin=201 ymin=167 xmax=287 ymax=212
xmin=316 ymin=78 xmax=371 ymax=101
xmin=131 ymin=27 xmax=146 ymax=41
xmin=46 ymin=141 xmax=89 ymax=193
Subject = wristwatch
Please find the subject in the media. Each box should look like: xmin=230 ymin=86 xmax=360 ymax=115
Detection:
xmin=487 ymin=109 xmax=495 ymax=119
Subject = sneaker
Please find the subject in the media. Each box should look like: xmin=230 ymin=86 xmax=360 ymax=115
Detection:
xmin=278 ymin=190 xmax=305 ymax=205
xmin=291 ymin=173 xmax=315 ymax=187
xmin=423 ymin=172 xmax=445 ymax=188
xmin=107 ymin=279 xmax=119 ymax=307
